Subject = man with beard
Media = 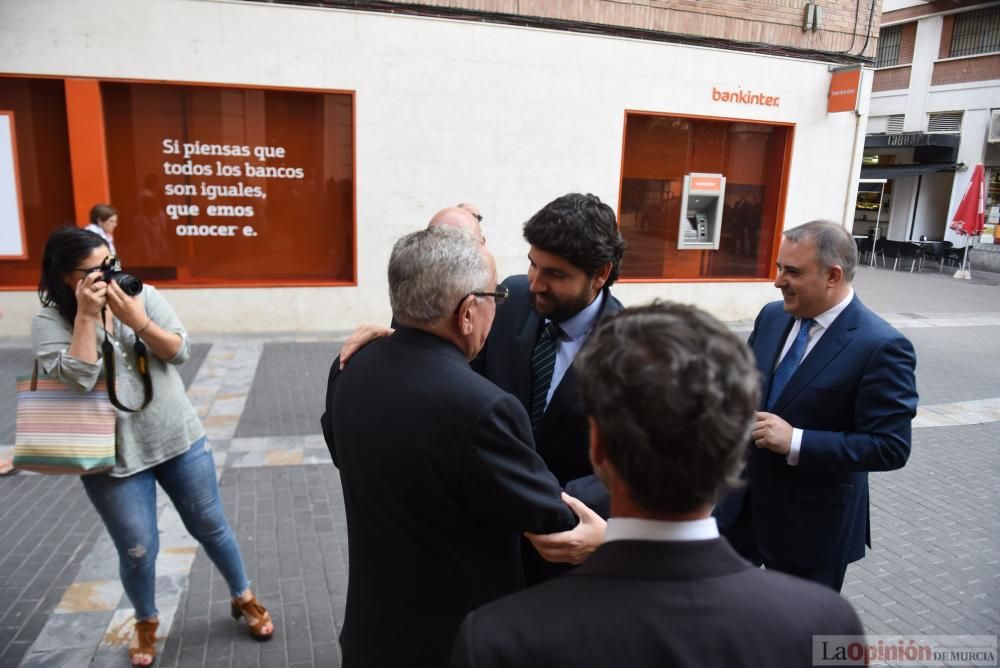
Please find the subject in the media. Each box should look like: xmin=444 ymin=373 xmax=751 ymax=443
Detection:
xmin=477 ymin=193 xmax=625 ymax=582
xmin=333 ymin=193 xmax=626 ymax=581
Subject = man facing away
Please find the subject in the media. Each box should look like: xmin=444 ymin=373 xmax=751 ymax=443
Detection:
xmin=450 ymin=302 xmax=865 ymax=668
xmin=324 ymin=226 xmax=600 ymax=667
xmin=715 ymin=220 xmax=918 ymax=591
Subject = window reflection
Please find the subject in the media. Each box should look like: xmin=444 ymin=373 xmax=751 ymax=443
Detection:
xmin=618 ymin=113 xmax=791 ymax=280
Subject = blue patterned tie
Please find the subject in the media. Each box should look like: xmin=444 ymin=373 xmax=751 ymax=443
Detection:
xmin=529 ymin=322 xmax=561 ymax=427
xmin=766 ymin=318 xmax=814 ymax=411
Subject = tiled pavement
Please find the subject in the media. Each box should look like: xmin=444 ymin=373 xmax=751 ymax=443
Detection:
xmin=1 ymin=266 xmax=999 ymax=666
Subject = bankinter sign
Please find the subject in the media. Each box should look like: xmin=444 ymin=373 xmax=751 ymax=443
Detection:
xmin=828 ymin=68 xmax=861 ymax=114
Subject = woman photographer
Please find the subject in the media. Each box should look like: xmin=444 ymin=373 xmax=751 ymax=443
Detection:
xmin=32 ymin=227 xmax=273 ymax=666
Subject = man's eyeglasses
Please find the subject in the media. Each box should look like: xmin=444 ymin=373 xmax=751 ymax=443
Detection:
xmin=454 ymin=284 xmax=509 ymax=313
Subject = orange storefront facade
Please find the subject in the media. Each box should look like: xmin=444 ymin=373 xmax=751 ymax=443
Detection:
xmin=0 ymin=75 xmax=356 ymax=290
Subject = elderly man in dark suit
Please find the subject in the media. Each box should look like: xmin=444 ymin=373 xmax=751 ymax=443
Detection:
xmin=334 ymin=193 xmax=626 ymax=582
xmin=324 ymin=226 xmax=601 ymax=668
xmin=450 ymin=301 xmax=865 ymax=668
xmin=715 ymin=220 xmax=918 ymax=592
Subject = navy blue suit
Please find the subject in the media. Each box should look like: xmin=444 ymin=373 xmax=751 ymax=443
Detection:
xmin=715 ymin=295 xmax=918 ymax=587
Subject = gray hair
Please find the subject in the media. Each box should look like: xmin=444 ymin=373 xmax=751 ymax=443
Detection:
xmin=388 ymin=226 xmax=491 ymax=326
xmin=784 ymin=220 xmax=857 ymax=282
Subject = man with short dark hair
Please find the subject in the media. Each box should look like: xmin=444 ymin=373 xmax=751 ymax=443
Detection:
xmin=450 ymin=302 xmax=864 ymax=668
xmin=478 ymin=193 xmax=626 ymax=580
xmin=715 ymin=220 xmax=918 ymax=591
xmin=324 ymin=226 xmax=599 ymax=668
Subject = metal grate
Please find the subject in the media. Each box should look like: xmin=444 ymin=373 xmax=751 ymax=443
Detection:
xmin=927 ymin=111 xmax=963 ymax=133
xmin=887 ymin=115 xmax=904 ymax=133
xmin=876 ymin=25 xmax=902 ymax=67
xmin=950 ymin=6 xmax=1000 ymax=58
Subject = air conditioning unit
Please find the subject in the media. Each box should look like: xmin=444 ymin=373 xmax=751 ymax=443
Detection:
xmin=989 ymin=110 xmax=1000 ymax=143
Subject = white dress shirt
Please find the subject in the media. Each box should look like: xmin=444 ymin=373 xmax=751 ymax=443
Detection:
xmin=543 ymin=290 xmax=605 ymax=407
xmin=774 ymin=288 xmax=854 ymax=465
xmin=604 ymin=516 xmax=720 ymax=543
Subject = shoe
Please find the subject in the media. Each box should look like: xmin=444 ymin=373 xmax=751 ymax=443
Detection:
xmin=0 ymin=459 xmax=17 ymax=476
xmin=128 ymin=618 xmax=158 ymax=666
xmin=231 ymin=595 xmax=274 ymax=641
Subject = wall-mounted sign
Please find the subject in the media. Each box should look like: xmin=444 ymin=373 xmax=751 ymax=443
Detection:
xmin=0 ymin=112 xmax=26 ymax=259
xmin=828 ymin=67 xmax=861 ymax=114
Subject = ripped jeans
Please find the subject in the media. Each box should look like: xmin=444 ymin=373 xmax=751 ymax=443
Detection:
xmin=81 ymin=437 xmax=250 ymax=620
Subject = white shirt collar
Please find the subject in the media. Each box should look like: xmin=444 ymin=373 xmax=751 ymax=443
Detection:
xmin=812 ymin=288 xmax=854 ymax=331
xmin=550 ymin=290 xmax=605 ymax=342
xmin=603 ymin=517 xmax=720 ymax=543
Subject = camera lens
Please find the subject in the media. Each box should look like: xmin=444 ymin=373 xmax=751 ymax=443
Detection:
xmin=117 ymin=274 xmax=143 ymax=296
xmin=104 ymin=270 xmax=143 ymax=296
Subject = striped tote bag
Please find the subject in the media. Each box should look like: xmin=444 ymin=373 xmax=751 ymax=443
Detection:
xmin=13 ymin=363 xmax=116 ymax=474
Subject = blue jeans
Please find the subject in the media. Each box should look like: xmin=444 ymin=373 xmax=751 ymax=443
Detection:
xmin=81 ymin=437 xmax=250 ymax=620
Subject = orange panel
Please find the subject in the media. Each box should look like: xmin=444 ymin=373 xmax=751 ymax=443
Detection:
xmin=64 ymin=79 xmax=110 ymax=227
xmin=828 ymin=68 xmax=862 ymax=114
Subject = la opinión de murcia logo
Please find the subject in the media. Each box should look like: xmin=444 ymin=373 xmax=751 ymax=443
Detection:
xmin=813 ymin=635 xmax=998 ymax=666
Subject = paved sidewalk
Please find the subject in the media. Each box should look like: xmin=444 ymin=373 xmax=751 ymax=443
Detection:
xmin=1 ymin=265 xmax=999 ymax=666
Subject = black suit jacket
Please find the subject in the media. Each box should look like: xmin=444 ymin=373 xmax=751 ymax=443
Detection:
xmin=474 ymin=274 xmax=623 ymax=515
xmin=324 ymin=327 xmax=576 ymax=668
xmin=715 ymin=296 xmax=918 ymax=569
xmin=450 ymin=537 xmax=865 ymax=668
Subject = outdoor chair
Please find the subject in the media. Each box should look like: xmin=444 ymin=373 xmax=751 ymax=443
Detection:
xmin=882 ymin=240 xmax=921 ymax=272
xmin=922 ymin=241 xmax=953 ymax=272
xmin=862 ymin=237 xmax=886 ymax=268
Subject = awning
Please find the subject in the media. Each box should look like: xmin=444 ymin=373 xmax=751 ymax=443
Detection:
xmin=860 ymin=163 xmax=958 ymax=179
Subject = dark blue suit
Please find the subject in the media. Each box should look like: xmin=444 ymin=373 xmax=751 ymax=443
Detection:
xmin=715 ymin=295 xmax=918 ymax=588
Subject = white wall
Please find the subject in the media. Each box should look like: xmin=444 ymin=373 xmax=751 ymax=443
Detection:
xmin=912 ymin=171 xmax=954 ymax=239
xmin=0 ymin=0 xmax=868 ymax=334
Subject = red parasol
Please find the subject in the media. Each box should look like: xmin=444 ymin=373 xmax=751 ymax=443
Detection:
xmin=949 ymin=164 xmax=985 ymax=236
xmin=950 ymin=164 xmax=986 ymax=279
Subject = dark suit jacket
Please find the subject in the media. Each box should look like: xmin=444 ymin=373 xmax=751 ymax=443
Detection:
xmin=715 ymin=296 xmax=918 ymax=569
xmin=449 ymin=537 xmax=865 ymax=668
xmin=324 ymin=327 xmax=576 ymax=668
xmin=474 ymin=274 xmax=623 ymax=515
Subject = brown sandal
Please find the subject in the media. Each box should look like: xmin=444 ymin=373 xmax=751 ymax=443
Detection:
xmin=129 ymin=618 xmax=158 ymax=666
xmin=231 ymin=595 xmax=274 ymax=641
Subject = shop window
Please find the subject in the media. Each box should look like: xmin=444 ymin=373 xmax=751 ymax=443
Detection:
xmin=876 ymin=26 xmax=902 ymax=68
xmin=0 ymin=77 xmax=77 ymax=288
xmin=949 ymin=6 xmax=1000 ymax=58
xmin=618 ymin=112 xmax=792 ymax=281
xmin=101 ymin=82 xmax=355 ymax=286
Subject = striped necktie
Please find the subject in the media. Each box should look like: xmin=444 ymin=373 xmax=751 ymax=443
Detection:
xmin=529 ymin=322 xmax=561 ymax=427
xmin=766 ymin=318 xmax=814 ymax=411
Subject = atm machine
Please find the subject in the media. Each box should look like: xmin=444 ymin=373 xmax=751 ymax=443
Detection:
xmin=677 ymin=172 xmax=726 ymax=250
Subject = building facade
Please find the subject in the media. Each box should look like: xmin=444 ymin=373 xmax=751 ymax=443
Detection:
xmin=1 ymin=0 xmax=881 ymax=334
xmin=863 ymin=0 xmax=999 ymax=248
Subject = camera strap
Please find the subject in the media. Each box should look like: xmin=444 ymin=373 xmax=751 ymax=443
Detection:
xmin=100 ymin=307 xmax=153 ymax=413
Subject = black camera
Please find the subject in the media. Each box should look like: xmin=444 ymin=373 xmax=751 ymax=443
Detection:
xmin=100 ymin=256 xmax=143 ymax=296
